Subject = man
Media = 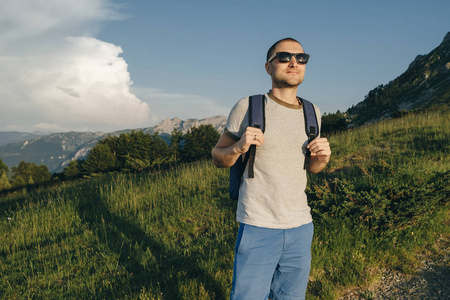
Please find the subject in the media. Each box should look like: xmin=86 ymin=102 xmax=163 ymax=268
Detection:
xmin=212 ymin=38 xmax=331 ymax=299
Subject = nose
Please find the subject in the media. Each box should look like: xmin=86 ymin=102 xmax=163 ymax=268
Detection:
xmin=288 ymin=54 xmax=299 ymax=67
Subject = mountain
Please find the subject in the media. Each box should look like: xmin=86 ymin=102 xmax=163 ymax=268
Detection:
xmin=347 ymin=32 xmax=450 ymax=125
xmin=0 ymin=132 xmax=40 ymax=147
xmin=0 ymin=132 xmax=106 ymax=173
xmin=142 ymin=115 xmax=227 ymax=142
xmin=0 ymin=115 xmax=227 ymax=173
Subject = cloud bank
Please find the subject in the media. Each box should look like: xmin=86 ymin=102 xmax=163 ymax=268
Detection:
xmin=0 ymin=0 xmax=150 ymax=132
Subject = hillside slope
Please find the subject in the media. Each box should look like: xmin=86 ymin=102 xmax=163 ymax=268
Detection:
xmin=348 ymin=32 xmax=450 ymax=125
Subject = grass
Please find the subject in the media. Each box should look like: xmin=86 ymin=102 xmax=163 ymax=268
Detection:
xmin=1 ymin=163 xmax=234 ymax=299
xmin=1 ymin=108 xmax=449 ymax=299
xmin=306 ymin=108 xmax=449 ymax=298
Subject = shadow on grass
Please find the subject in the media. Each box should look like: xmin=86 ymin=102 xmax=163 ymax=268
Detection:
xmin=77 ymin=186 xmax=230 ymax=299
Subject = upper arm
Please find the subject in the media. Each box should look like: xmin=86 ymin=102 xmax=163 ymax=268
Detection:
xmin=214 ymin=131 xmax=239 ymax=149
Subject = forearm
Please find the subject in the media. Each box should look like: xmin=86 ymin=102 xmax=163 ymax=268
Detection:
xmin=307 ymin=157 xmax=328 ymax=173
xmin=212 ymin=127 xmax=264 ymax=168
xmin=211 ymin=144 xmax=242 ymax=168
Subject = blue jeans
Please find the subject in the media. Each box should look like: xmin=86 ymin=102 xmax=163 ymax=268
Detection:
xmin=230 ymin=222 xmax=314 ymax=300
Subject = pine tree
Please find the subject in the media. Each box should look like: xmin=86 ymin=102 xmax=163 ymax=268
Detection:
xmin=169 ymin=129 xmax=183 ymax=162
xmin=63 ymin=160 xmax=81 ymax=178
xmin=83 ymin=143 xmax=116 ymax=173
xmin=0 ymin=171 xmax=11 ymax=191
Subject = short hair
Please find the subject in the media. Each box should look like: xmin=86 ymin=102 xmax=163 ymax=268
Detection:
xmin=266 ymin=38 xmax=302 ymax=62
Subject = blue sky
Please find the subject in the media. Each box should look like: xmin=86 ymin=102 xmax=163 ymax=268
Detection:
xmin=0 ymin=0 xmax=448 ymax=132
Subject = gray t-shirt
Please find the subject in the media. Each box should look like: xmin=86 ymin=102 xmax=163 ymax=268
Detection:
xmin=226 ymin=93 xmax=321 ymax=229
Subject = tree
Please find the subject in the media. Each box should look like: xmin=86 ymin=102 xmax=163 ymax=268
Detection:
xmin=85 ymin=131 xmax=171 ymax=173
xmin=0 ymin=158 xmax=9 ymax=175
xmin=111 ymin=131 xmax=169 ymax=171
xmin=146 ymin=133 xmax=170 ymax=168
xmin=63 ymin=160 xmax=82 ymax=178
xmin=321 ymin=111 xmax=348 ymax=136
xmin=181 ymin=124 xmax=220 ymax=162
xmin=169 ymin=128 xmax=183 ymax=162
xmin=10 ymin=161 xmax=51 ymax=188
xmin=83 ymin=143 xmax=116 ymax=174
xmin=0 ymin=162 xmax=11 ymax=191
xmin=11 ymin=175 xmax=26 ymax=188
xmin=113 ymin=132 xmax=147 ymax=169
xmin=98 ymin=135 xmax=120 ymax=163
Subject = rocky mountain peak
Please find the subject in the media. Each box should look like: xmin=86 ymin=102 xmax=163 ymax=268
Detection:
xmin=348 ymin=31 xmax=450 ymax=126
xmin=151 ymin=115 xmax=227 ymax=135
xmin=442 ymin=32 xmax=450 ymax=44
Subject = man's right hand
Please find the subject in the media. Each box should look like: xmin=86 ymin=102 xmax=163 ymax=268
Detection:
xmin=212 ymin=126 xmax=264 ymax=168
xmin=235 ymin=126 xmax=265 ymax=154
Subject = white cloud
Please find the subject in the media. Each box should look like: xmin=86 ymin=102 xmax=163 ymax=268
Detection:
xmin=0 ymin=0 xmax=123 ymax=51
xmin=132 ymin=87 xmax=231 ymax=124
xmin=0 ymin=0 xmax=150 ymax=133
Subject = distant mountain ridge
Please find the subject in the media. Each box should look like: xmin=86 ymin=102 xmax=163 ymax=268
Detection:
xmin=347 ymin=32 xmax=450 ymax=125
xmin=142 ymin=115 xmax=226 ymax=137
xmin=0 ymin=132 xmax=106 ymax=173
xmin=0 ymin=115 xmax=227 ymax=173
xmin=0 ymin=132 xmax=40 ymax=147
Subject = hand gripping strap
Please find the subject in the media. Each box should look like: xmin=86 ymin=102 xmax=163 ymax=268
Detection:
xmin=300 ymin=98 xmax=319 ymax=170
xmin=228 ymin=95 xmax=265 ymax=200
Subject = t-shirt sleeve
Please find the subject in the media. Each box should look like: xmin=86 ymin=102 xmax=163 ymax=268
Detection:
xmin=225 ymin=97 xmax=249 ymax=140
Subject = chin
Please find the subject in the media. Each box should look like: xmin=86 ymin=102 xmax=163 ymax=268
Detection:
xmin=275 ymin=80 xmax=303 ymax=88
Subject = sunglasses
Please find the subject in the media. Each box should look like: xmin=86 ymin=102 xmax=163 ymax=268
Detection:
xmin=267 ymin=52 xmax=310 ymax=64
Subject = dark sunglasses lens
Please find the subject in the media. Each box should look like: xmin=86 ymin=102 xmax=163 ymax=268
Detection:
xmin=296 ymin=54 xmax=309 ymax=64
xmin=277 ymin=52 xmax=292 ymax=62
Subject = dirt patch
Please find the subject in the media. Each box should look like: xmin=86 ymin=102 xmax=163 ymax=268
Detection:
xmin=339 ymin=245 xmax=449 ymax=299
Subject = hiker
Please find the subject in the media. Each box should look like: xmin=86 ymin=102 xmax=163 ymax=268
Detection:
xmin=211 ymin=38 xmax=331 ymax=299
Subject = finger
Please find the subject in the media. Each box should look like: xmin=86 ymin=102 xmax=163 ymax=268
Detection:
xmin=245 ymin=127 xmax=263 ymax=136
xmin=244 ymin=128 xmax=264 ymax=143
xmin=249 ymin=135 xmax=264 ymax=146
xmin=314 ymin=149 xmax=331 ymax=156
xmin=308 ymin=140 xmax=329 ymax=152
xmin=239 ymin=131 xmax=264 ymax=151
xmin=245 ymin=132 xmax=260 ymax=142
xmin=307 ymin=138 xmax=327 ymax=147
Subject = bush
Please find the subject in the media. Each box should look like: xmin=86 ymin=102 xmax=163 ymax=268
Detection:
xmin=181 ymin=125 xmax=220 ymax=162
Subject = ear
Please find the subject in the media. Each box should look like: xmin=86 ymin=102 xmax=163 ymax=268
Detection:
xmin=265 ymin=62 xmax=272 ymax=75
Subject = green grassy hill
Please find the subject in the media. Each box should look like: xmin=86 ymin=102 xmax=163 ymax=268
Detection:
xmin=1 ymin=109 xmax=448 ymax=299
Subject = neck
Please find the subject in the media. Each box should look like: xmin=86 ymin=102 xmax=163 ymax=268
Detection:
xmin=270 ymin=87 xmax=299 ymax=105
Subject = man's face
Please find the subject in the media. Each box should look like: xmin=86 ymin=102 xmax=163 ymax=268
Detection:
xmin=265 ymin=40 xmax=306 ymax=88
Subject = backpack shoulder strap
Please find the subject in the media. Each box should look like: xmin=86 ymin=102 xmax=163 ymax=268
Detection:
xmin=300 ymin=98 xmax=319 ymax=170
xmin=249 ymin=94 xmax=265 ymax=132
xmin=300 ymin=98 xmax=319 ymax=138
xmin=246 ymin=94 xmax=265 ymax=178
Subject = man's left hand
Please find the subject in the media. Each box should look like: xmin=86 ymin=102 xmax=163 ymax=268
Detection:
xmin=307 ymin=138 xmax=331 ymax=173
